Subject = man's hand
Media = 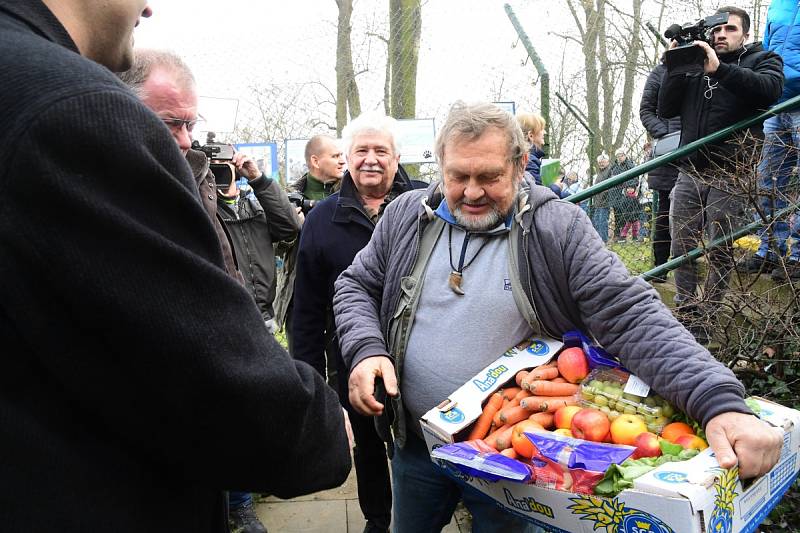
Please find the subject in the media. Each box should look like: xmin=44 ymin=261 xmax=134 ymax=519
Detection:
xmin=348 ymin=355 xmax=397 ymax=416
xmin=694 ymin=40 xmax=720 ymax=75
xmin=705 ymin=412 xmax=783 ymax=479
xmin=232 ymin=151 xmax=261 ymax=181
xmin=294 ymin=206 xmax=305 ymax=227
xmin=342 ymin=408 xmax=355 ymax=449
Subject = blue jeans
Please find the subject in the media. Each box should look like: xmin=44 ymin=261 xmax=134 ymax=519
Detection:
xmin=391 ymin=433 xmax=541 ymax=533
xmin=229 ymin=491 xmax=251 ymax=509
xmin=591 ymin=207 xmax=610 ymax=243
xmin=755 ymin=112 xmax=800 ymax=261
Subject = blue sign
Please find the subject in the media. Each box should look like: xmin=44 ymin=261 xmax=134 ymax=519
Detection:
xmin=235 ymin=142 xmax=279 ymax=181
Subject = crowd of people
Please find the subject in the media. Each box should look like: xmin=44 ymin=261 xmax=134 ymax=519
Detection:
xmin=0 ymin=1 xmax=793 ymax=533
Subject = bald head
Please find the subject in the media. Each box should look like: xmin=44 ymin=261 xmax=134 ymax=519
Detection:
xmin=305 ymin=135 xmax=345 ymax=183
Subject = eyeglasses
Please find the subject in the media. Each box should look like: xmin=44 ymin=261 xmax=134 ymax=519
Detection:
xmin=161 ymin=117 xmax=203 ymax=133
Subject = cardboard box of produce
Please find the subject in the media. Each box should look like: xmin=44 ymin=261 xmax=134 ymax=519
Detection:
xmin=421 ymin=340 xmax=800 ymax=533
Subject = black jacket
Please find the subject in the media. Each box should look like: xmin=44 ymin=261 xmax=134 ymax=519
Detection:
xmin=658 ymin=42 xmax=784 ymax=171
xmin=640 ymin=62 xmax=682 ymax=190
xmin=217 ymin=176 xmax=301 ymax=321
xmin=0 ymin=2 xmax=350 ymax=531
xmin=291 ymin=166 xmax=414 ymax=394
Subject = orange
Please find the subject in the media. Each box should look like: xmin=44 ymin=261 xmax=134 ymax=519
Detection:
xmin=511 ymin=420 xmax=543 ymax=458
xmin=660 ymin=421 xmax=695 ymax=443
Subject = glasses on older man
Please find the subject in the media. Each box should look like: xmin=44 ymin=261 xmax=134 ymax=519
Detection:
xmin=161 ymin=117 xmax=203 ymax=133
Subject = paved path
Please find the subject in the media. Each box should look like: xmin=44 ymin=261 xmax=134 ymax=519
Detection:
xmin=255 ymin=466 xmax=470 ymax=532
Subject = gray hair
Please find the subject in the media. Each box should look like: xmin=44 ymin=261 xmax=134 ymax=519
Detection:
xmin=435 ymin=101 xmax=529 ymax=174
xmin=341 ymin=111 xmax=400 ymax=156
xmin=117 ymin=49 xmax=195 ymax=98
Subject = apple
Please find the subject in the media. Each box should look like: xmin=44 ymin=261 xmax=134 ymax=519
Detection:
xmin=511 ymin=420 xmax=544 ymax=458
xmin=553 ymin=428 xmax=573 ymax=438
xmin=557 ymin=347 xmax=590 ymax=384
xmin=674 ymin=434 xmax=709 ymax=451
xmin=610 ymin=414 xmax=648 ymax=446
xmin=554 ymin=405 xmax=582 ymax=430
xmin=632 ymin=432 xmax=662 ymax=459
xmin=570 ymin=408 xmax=611 ymax=442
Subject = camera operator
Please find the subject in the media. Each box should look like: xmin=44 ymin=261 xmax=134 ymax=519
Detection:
xmin=658 ymin=6 xmax=784 ymax=342
xmin=216 ymin=152 xmax=302 ymax=334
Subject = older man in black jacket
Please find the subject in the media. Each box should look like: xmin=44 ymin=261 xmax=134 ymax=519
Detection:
xmin=659 ymin=6 xmax=783 ymax=341
xmin=292 ymin=112 xmax=416 ymax=533
xmin=0 ymin=1 xmax=350 ymax=531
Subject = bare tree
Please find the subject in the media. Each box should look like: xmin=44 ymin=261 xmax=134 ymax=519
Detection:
xmin=336 ymin=0 xmax=362 ymax=134
xmin=388 ymin=0 xmax=421 ymax=118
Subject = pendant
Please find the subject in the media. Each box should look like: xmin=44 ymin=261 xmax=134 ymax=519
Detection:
xmin=448 ymin=271 xmax=465 ymax=295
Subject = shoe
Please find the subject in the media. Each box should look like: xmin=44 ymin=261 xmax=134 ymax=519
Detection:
xmin=770 ymin=260 xmax=800 ymax=282
xmin=737 ymin=254 xmax=777 ymax=274
xmin=229 ymin=500 xmax=267 ymax=533
xmin=363 ymin=522 xmax=390 ymax=533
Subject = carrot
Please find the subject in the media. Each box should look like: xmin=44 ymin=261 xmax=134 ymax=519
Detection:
xmin=526 ymin=381 xmax=580 ymax=397
xmin=520 ymin=395 xmax=579 ymax=413
xmin=494 ymin=425 xmax=516 ymax=451
xmin=551 ymin=376 xmax=567 ymax=383
xmin=515 ymin=370 xmax=529 ymax=387
xmin=467 ymin=393 xmax=504 ymax=441
xmin=500 ymin=448 xmax=519 ymax=459
xmin=513 ymin=389 xmax=532 ymax=401
xmin=500 ymin=387 xmax=522 ymax=401
xmin=498 ymin=405 xmax=531 ymax=426
xmin=521 ymin=366 xmax=560 ymax=388
xmin=485 ymin=424 xmax=512 ymax=450
xmin=528 ymin=412 xmax=555 ymax=429
xmin=494 ymin=397 xmax=521 ymax=426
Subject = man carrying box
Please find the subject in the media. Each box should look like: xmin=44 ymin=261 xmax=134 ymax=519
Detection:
xmin=333 ymin=101 xmax=783 ymax=532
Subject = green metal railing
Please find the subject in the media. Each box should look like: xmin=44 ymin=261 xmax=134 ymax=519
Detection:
xmin=564 ymin=93 xmax=800 ymax=280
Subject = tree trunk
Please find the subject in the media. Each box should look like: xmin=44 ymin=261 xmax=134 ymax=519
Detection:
xmin=389 ymin=0 xmax=421 ymax=118
xmin=336 ymin=0 xmax=361 ymax=134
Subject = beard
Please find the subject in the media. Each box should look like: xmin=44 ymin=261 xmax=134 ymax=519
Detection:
xmin=451 ymin=181 xmax=519 ymax=232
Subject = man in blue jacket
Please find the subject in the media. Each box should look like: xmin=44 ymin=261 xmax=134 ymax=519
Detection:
xmin=292 ymin=112 xmax=416 ymax=533
xmin=738 ymin=0 xmax=800 ymax=280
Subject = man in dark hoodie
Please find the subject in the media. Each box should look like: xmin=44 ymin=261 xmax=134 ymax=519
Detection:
xmin=0 ymin=2 xmax=350 ymax=531
xmin=659 ymin=6 xmax=784 ymax=341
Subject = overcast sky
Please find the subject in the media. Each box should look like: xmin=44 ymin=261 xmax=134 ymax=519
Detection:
xmin=132 ymin=1 xmax=758 ymax=171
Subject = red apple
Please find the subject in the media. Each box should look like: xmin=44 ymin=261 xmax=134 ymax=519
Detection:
xmin=609 ymin=414 xmax=648 ymax=446
xmin=675 ymin=434 xmax=709 ymax=451
xmin=557 ymin=347 xmax=590 ymax=384
xmin=554 ymin=405 xmax=582 ymax=430
xmin=632 ymin=432 xmax=662 ymax=459
xmin=570 ymin=408 xmax=610 ymax=442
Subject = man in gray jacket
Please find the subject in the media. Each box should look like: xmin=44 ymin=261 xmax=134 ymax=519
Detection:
xmin=333 ymin=101 xmax=782 ymax=532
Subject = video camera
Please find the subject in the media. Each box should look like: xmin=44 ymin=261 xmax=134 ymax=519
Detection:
xmin=191 ymin=139 xmax=236 ymax=189
xmin=663 ymin=12 xmax=729 ymax=69
xmin=287 ymin=191 xmax=317 ymax=215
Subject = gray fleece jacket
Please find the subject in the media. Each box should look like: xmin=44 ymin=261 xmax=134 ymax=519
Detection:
xmin=333 ymin=176 xmax=751 ymax=442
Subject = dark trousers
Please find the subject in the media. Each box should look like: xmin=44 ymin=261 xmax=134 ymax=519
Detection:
xmin=670 ymin=172 xmax=745 ymax=307
xmin=336 ymin=362 xmax=392 ymax=529
xmin=653 ymin=189 xmax=672 ymax=267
